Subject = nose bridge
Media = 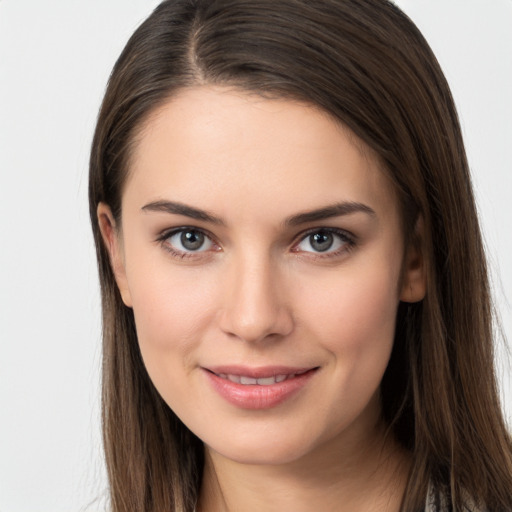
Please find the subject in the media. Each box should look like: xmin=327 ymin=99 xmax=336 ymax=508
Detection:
xmin=219 ymin=247 xmax=292 ymax=343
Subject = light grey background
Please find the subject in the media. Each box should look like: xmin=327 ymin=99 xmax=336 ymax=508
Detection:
xmin=0 ymin=1 xmax=510 ymax=511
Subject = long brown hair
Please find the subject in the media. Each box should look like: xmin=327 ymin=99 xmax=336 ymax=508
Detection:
xmin=89 ymin=1 xmax=512 ymax=510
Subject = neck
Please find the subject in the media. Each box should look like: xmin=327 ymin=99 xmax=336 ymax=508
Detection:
xmin=197 ymin=417 xmax=411 ymax=512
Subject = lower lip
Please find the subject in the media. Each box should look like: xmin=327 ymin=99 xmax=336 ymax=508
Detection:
xmin=204 ymin=369 xmax=317 ymax=410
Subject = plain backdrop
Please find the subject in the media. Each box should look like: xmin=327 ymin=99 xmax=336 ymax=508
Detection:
xmin=0 ymin=1 xmax=511 ymax=511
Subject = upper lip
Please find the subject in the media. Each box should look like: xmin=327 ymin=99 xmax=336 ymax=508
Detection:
xmin=204 ymin=365 xmax=317 ymax=379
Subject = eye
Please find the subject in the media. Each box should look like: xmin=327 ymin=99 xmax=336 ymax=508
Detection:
xmin=294 ymin=228 xmax=354 ymax=254
xmin=160 ymin=228 xmax=217 ymax=255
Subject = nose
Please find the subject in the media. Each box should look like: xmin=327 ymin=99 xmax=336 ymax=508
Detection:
xmin=217 ymin=252 xmax=294 ymax=344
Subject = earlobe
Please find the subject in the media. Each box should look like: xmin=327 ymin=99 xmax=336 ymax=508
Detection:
xmin=97 ymin=203 xmax=133 ymax=307
xmin=400 ymin=217 xmax=426 ymax=303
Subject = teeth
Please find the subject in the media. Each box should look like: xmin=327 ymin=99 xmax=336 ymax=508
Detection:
xmin=239 ymin=376 xmax=258 ymax=385
xmin=212 ymin=370 xmax=309 ymax=386
xmin=217 ymin=373 xmax=304 ymax=385
xmin=256 ymin=376 xmax=277 ymax=385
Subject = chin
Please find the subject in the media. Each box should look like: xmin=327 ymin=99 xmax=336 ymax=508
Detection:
xmin=211 ymin=443 xmax=310 ymax=466
xmin=201 ymin=422 xmax=326 ymax=466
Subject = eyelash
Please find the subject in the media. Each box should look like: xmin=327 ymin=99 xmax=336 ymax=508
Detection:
xmin=156 ymin=227 xmax=220 ymax=260
xmin=156 ymin=226 xmax=356 ymax=260
xmin=291 ymin=227 xmax=356 ymax=259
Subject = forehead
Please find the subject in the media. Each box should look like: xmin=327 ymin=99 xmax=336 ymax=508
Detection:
xmin=124 ymin=86 xmax=399 ymax=223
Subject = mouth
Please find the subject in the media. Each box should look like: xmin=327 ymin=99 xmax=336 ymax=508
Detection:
xmin=203 ymin=366 xmax=319 ymax=409
xmin=210 ymin=369 xmax=312 ymax=386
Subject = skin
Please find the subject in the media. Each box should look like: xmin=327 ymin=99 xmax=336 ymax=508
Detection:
xmin=98 ymin=86 xmax=425 ymax=511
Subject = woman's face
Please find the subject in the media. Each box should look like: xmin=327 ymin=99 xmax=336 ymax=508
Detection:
xmin=100 ymin=86 xmax=424 ymax=465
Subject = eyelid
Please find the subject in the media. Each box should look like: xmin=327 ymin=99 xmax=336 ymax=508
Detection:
xmin=155 ymin=225 xmax=356 ymax=259
xmin=156 ymin=226 xmax=221 ymax=257
xmin=156 ymin=225 xmax=216 ymax=241
xmin=291 ymin=227 xmax=356 ymax=255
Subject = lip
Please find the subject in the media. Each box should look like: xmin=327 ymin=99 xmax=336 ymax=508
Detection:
xmin=203 ymin=365 xmax=319 ymax=410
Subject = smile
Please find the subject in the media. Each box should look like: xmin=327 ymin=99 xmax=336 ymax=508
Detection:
xmin=204 ymin=366 xmax=318 ymax=409
xmin=214 ymin=369 xmax=310 ymax=386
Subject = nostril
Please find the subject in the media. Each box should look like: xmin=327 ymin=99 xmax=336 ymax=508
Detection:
xmin=215 ymin=263 xmax=294 ymax=342
xmin=217 ymin=306 xmax=294 ymax=343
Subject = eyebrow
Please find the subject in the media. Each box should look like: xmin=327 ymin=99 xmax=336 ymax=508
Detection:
xmin=141 ymin=200 xmax=225 ymax=225
xmin=284 ymin=201 xmax=376 ymax=226
xmin=141 ymin=199 xmax=376 ymax=226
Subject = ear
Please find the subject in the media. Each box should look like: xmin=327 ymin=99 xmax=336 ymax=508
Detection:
xmin=97 ymin=202 xmax=133 ymax=307
xmin=400 ymin=217 xmax=426 ymax=303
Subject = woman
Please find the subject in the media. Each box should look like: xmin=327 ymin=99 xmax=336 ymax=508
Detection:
xmin=88 ymin=0 xmax=512 ymax=510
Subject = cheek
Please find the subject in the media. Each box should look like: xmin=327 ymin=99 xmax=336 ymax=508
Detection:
xmin=125 ymin=266 xmax=221 ymax=415
xmin=298 ymin=257 xmax=401 ymax=368
xmin=293 ymin=261 xmax=401 ymax=435
xmin=124 ymin=252 xmax=218 ymax=368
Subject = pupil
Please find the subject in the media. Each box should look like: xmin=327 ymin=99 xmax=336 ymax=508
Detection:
xmin=310 ymin=232 xmax=333 ymax=252
xmin=181 ymin=230 xmax=204 ymax=250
